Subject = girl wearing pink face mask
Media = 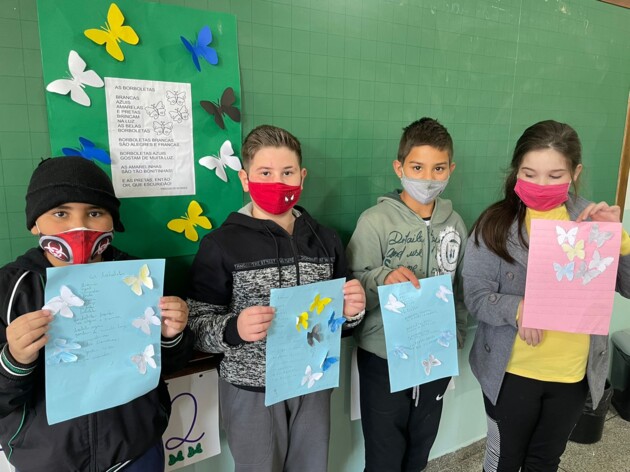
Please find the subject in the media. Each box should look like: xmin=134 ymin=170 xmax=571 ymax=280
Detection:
xmin=462 ymin=120 xmax=630 ymax=472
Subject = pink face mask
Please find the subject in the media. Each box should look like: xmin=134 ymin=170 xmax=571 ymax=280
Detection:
xmin=38 ymin=227 xmax=113 ymax=264
xmin=514 ymin=178 xmax=570 ymax=211
xmin=247 ymin=181 xmax=302 ymax=215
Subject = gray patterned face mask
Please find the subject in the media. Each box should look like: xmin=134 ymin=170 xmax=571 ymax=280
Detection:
xmin=400 ymin=171 xmax=449 ymax=205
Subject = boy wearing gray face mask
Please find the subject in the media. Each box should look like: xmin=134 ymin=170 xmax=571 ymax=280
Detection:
xmin=346 ymin=117 xmax=468 ymax=472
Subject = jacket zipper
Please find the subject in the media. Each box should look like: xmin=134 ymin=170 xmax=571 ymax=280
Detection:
xmin=89 ymin=414 xmax=97 ymax=471
xmin=289 ymin=235 xmax=301 ymax=285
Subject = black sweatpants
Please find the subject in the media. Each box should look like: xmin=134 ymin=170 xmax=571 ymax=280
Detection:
xmin=482 ymin=373 xmax=588 ymax=472
xmin=357 ymin=347 xmax=450 ymax=472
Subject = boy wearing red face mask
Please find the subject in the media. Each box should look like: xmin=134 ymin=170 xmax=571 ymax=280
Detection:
xmin=188 ymin=125 xmax=366 ymax=472
xmin=0 ymin=157 xmax=193 ymax=472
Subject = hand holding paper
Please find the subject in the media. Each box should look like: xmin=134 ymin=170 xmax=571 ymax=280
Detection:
xmin=517 ymin=301 xmax=543 ymax=346
xmin=384 ymin=266 xmax=420 ymax=288
xmin=237 ymin=306 xmax=275 ymax=342
xmin=6 ymin=309 xmax=53 ymax=364
xmin=342 ymin=279 xmax=366 ymax=318
xmin=159 ymin=296 xmax=189 ymax=338
xmin=576 ymin=202 xmax=621 ymax=224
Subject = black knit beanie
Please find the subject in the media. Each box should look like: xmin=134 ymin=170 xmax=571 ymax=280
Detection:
xmin=25 ymin=157 xmax=125 ymax=232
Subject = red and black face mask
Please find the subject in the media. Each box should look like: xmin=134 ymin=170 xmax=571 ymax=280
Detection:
xmin=38 ymin=227 xmax=113 ymax=264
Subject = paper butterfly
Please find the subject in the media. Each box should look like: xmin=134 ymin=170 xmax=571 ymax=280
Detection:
xmin=123 ymin=263 xmax=154 ymax=296
xmin=327 ymin=311 xmax=346 ymax=333
xmin=43 ymin=285 xmax=85 ymax=318
xmin=435 ymin=285 xmax=453 ymax=303
xmin=296 ymin=312 xmax=309 ymax=332
xmin=589 ymin=224 xmax=614 ymax=249
xmin=166 ymin=90 xmax=185 ymax=106
xmin=422 ymin=354 xmax=442 ymax=376
xmin=392 ymin=345 xmax=410 ymax=360
xmin=575 ymin=261 xmax=601 ymax=285
xmin=384 ymin=293 xmax=405 ymax=313
xmin=62 ymin=137 xmax=111 ymax=164
xmin=437 ymin=331 xmax=455 ymax=348
xmin=307 ymin=323 xmax=323 ymax=346
xmin=181 ymin=25 xmax=218 ymax=71
xmin=132 ymin=307 xmax=161 ymax=335
xmin=553 ymin=261 xmax=575 ymax=282
xmin=167 ymin=200 xmax=212 ymax=242
xmin=47 ymin=338 xmax=81 ymax=365
xmin=187 ymin=442 xmax=203 ymax=458
xmin=145 ymin=101 xmax=165 ymax=120
xmin=589 ymin=249 xmax=614 ymax=273
xmin=321 ymin=352 xmax=339 ymax=372
xmin=556 ymin=226 xmax=578 ymax=246
xmin=131 ymin=344 xmax=157 ymax=375
xmin=310 ymin=294 xmax=332 ymax=315
xmin=46 ymin=50 xmax=104 ymax=107
xmin=301 ymin=365 xmax=323 ymax=388
xmin=153 ymin=121 xmax=173 ymax=136
xmin=84 ymin=3 xmax=139 ymax=61
xmin=169 ymin=105 xmax=190 ymax=123
xmin=199 ymin=140 xmax=242 ymax=182
xmin=169 ymin=451 xmax=184 ymax=466
xmin=562 ymin=239 xmax=585 ymax=261
xmin=200 ymin=87 xmax=241 ymax=130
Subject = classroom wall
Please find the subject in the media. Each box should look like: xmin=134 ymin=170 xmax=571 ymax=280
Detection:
xmin=1 ymin=0 xmax=629 ymax=471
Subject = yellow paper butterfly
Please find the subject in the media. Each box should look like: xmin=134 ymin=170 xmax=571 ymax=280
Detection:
xmin=84 ymin=3 xmax=139 ymax=62
xmin=296 ymin=312 xmax=309 ymax=332
xmin=167 ymin=200 xmax=212 ymax=242
xmin=123 ymin=264 xmax=154 ymax=296
xmin=310 ymin=294 xmax=332 ymax=315
xmin=562 ymin=239 xmax=585 ymax=261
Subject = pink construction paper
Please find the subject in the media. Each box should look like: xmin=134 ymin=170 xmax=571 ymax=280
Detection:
xmin=522 ymin=219 xmax=622 ymax=335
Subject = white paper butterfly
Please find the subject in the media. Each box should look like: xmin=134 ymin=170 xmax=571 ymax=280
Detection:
xmin=384 ymin=293 xmax=405 ymax=313
xmin=166 ymin=90 xmax=185 ymax=106
xmin=553 ymin=261 xmax=575 ymax=282
xmin=169 ymin=105 xmax=189 ymax=123
xmin=153 ymin=121 xmax=173 ymax=136
xmin=48 ymin=338 xmax=81 ymax=364
xmin=199 ymin=140 xmax=242 ymax=183
xmin=132 ymin=307 xmax=161 ymax=335
xmin=435 ymin=285 xmax=453 ymax=302
xmin=131 ymin=344 xmax=157 ymax=375
xmin=145 ymin=101 xmax=165 ymax=120
xmin=589 ymin=249 xmax=614 ymax=273
xmin=45 ymin=50 xmax=104 ymax=107
xmin=575 ymin=261 xmax=601 ymax=285
xmin=43 ymin=285 xmax=85 ymax=318
xmin=556 ymin=226 xmax=578 ymax=246
xmin=588 ymin=224 xmax=613 ymax=248
xmin=392 ymin=345 xmax=410 ymax=360
xmin=437 ymin=331 xmax=454 ymax=348
xmin=123 ymin=264 xmax=154 ymax=296
xmin=422 ymin=354 xmax=442 ymax=376
xmin=301 ymin=365 xmax=323 ymax=388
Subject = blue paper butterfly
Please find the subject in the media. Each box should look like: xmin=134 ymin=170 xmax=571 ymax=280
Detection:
xmin=62 ymin=137 xmax=111 ymax=164
xmin=181 ymin=26 xmax=218 ymax=71
xmin=392 ymin=345 xmax=410 ymax=360
xmin=553 ymin=261 xmax=575 ymax=282
xmin=47 ymin=338 xmax=81 ymax=365
xmin=437 ymin=331 xmax=454 ymax=348
xmin=328 ymin=311 xmax=346 ymax=333
xmin=320 ymin=352 xmax=339 ymax=372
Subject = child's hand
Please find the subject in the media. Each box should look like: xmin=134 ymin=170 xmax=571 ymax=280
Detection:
xmin=237 ymin=306 xmax=275 ymax=342
xmin=384 ymin=266 xmax=420 ymax=288
xmin=159 ymin=296 xmax=189 ymax=339
xmin=6 ymin=310 xmax=52 ymax=365
xmin=342 ymin=279 xmax=366 ymax=319
xmin=576 ymin=202 xmax=621 ymax=223
xmin=516 ymin=301 xmax=543 ymax=346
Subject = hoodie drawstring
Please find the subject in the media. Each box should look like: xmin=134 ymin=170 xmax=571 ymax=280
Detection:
xmin=264 ymin=226 xmax=283 ymax=287
xmin=412 ymin=385 xmax=420 ymax=407
xmin=304 ymin=219 xmax=333 ymax=279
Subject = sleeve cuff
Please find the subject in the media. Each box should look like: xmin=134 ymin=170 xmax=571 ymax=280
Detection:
xmin=223 ymin=316 xmax=245 ymax=346
xmin=1 ymin=345 xmax=37 ymax=377
xmin=161 ymin=332 xmax=183 ymax=349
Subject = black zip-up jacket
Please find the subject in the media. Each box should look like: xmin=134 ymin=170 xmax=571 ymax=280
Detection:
xmin=0 ymin=247 xmax=193 ymax=472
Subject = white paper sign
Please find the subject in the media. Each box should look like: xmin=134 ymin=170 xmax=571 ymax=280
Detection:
xmin=350 ymin=346 xmax=361 ymax=421
xmin=0 ymin=448 xmax=15 ymax=472
xmin=163 ymin=370 xmax=220 ymax=470
xmin=105 ymin=77 xmax=195 ymax=198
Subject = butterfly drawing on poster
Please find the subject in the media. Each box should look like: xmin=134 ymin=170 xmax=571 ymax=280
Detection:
xmin=167 ymin=200 xmax=212 ymax=242
xmin=435 ymin=285 xmax=453 ymax=303
xmin=327 ymin=311 xmax=346 ymax=333
xmin=307 ymin=323 xmax=323 ymax=346
xmin=47 ymin=338 xmax=81 ymax=365
xmin=422 ymin=354 xmax=442 ymax=376
xmin=575 ymin=261 xmax=601 ymax=285
xmin=199 ymin=140 xmax=242 ymax=182
xmin=123 ymin=263 xmax=154 ymax=296
xmin=437 ymin=331 xmax=455 ymax=348
xmin=46 ymin=50 xmax=104 ymax=107
xmin=169 ymin=105 xmax=190 ymax=123
xmin=145 ymin=101 xmax=165 ymax=120
xmin=556 ymin=226 xmax=578 ymax=246
xmin=200 ymin=87 xmax=241 ymax=130
xmin=384 ymin=293 xmax=405 ymax=313
xmin=181 ymin=25 xmax=218 ymax=71
xmin=62 ymin=137 xmax=111 ymax=165
xmin=84 ymin=3 xmax=139 ymax=62
xmin=301 ymin=365 xmax=323 ymax=388
xmin=553 ymin=261 xmax=575 ymax=282
xmin=153 ymin=121 xmax=173 ymax=136
xmin=392 ymin=345 xmax=410 ymax=360
xmin=320 ymin=352 xmax=339 ymax=372
xmin=296 ymin=312 xmax=309 ymax=332
xmin=131 ymin=344 xmax=157 ymax=375
xmin=43 ymin=285 xmax=85 ymax=318
xmin=132 ymin=307 xmax=161 ymax=335
xmin=589 ymin=224 xmax=614 ymax=248
xmin=561 ymin=239 xmax=585 ymax=261
xmin=310 ymin=294 xmax=332 ymax=315
xmin=166 ymin=90 xmax=185 ymax=106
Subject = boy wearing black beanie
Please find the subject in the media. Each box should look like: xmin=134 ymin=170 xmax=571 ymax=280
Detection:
xmin=0 ymin=157 xmax=193 ymax=472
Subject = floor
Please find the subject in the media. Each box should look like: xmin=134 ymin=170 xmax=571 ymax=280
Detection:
xmin=424 ymin=406 xmax=630 ymax=471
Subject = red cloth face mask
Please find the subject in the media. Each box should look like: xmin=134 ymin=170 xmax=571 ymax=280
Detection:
xmin=514 ymin=178 xmax=570 ymax=211
xmin=247 ymin=181 xmax=302 ymax=215
xmin=39 ymin=227 xmax=113 ymax=264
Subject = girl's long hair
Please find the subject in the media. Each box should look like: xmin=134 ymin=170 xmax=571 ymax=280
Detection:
xmin=471 ymin=120 xmax=582 ymax=263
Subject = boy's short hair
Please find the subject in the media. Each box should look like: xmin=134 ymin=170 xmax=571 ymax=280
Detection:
xmin=25 ymin=156 xmax=124 ymax=232
xmin=397 ymin=117 xmax=453 ymax=163
xmin=241 ymin=125 xmax=302 ymax=171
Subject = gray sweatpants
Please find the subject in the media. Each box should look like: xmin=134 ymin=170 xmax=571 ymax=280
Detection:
xmin=219 ymin=379 xmax=332 ymax=472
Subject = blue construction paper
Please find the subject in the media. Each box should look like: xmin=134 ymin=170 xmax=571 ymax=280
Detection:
xmin=265 ymin=278 xmax=345 ymax=406
xmin=44 ymin=259 xmax=165 ymax=425
xmin=378 ymin=274 xmax=459 ymax=393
